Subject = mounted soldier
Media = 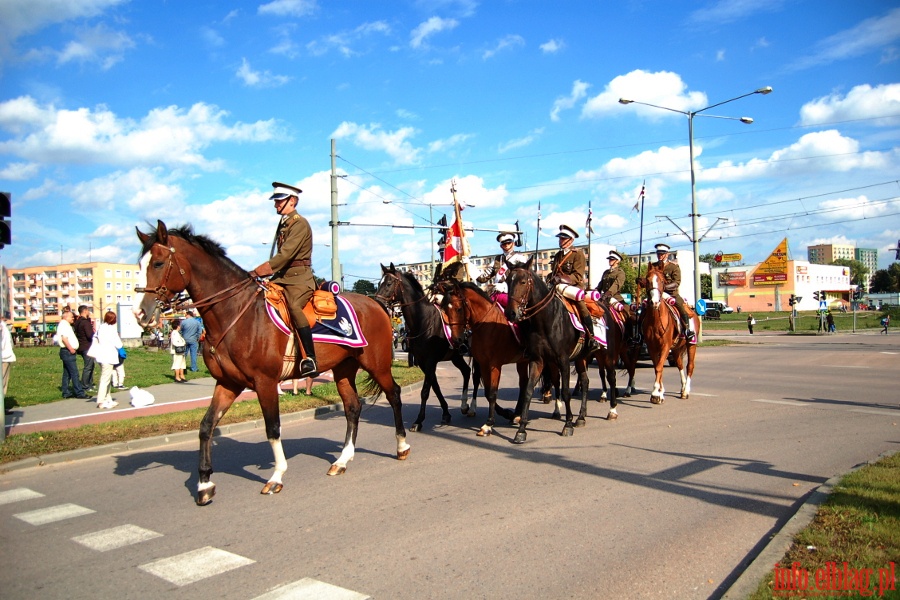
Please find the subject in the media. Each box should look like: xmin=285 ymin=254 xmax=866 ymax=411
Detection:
xmin=477 ymin=232 xmax=529 ymax=299
xmin=250 ymin=182 xmax=319 ymax=377
xmin=547 ymin=224 xmax=597 ymax=350
xmin=596 ymin=250 xmax=638 ymax=345
xmin=652 ymin=243 xmax=694 ymax=341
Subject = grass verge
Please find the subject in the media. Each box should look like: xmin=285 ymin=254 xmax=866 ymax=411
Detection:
xmin=748 ymin=452 xmax=900 ymax=599
xmin=1 ymin=362 xmax=424 ymax=465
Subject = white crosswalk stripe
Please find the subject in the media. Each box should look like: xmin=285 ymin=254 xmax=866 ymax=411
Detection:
xmin=139 ymin=546 xmax=255 ymax=586
xmin=73 ymin=524 xmax=163 ymax=552
xmin=253 ymin=578 xmax=370 ymax=600
xmin=0 ymin=487 xmax=44 ymax=506
xmin=14 ymin=503 xmax=95 ymax=525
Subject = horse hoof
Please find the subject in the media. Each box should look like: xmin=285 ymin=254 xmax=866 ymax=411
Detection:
xmin=623 ymin=391 xmax=631 ymax=398
xmin=513 ymin=432 xmax=527 ymax=444
xmin=681 ymin=393 xmax=689 ymax=399
xmin=574 ymin=418 xmax=586 ymax=428
xmin=196 ymin=485 xmax=216 ymax=506
xmin=397 ymin=448 xmax=410 ymax=461
xmin=650 ymin=396 xmax=664 ymax=405
xmin=607 ymin=411 xmax=618 ymax=421
xmin=476 ymin=427 xmax=492 ymax=437
xmin=410 ymin=423 xmax=422 ymax=432
xmin=465 ymin=410 xmax=476 ymax=418
xmin=441 ymin=415 xmax=452 ymax=425
xmin=552 ymin=412 xmax=561 ymax=420
xmin=561 ymin=424 xmax=574 ymax=437
xmin=261 ymin=481 xmax=283 ymax=495
xmin=541 ymin=393 xmax=552 ymax=404
xmin=327 ymin=464 xmax=347 ymax=476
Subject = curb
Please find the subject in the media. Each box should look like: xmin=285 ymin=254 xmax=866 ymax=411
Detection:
xmin=720 ymin=449 xmax=896 ymax=599
xmin=0 ymin=382 xmax=424 ymax=474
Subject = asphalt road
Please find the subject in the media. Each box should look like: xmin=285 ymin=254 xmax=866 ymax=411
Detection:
xmin=0 ymin=333 xmax=897 ymax=599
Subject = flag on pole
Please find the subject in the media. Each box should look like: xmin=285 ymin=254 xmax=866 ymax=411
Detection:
xmin=632 ymin=184 xmax=645 ymax=213
xmin=442 ymin=181 xmax=474 ymax=280
xmin=585 ymin=204 xmax=595 ymax=235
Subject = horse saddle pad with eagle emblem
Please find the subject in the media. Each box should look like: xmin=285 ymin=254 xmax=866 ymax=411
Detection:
xmin=264 ymin=284 xmax=368 ymax=348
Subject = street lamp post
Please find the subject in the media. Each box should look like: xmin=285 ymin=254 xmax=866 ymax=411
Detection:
xmin=619 ymin=87 xmax=772 ymax=341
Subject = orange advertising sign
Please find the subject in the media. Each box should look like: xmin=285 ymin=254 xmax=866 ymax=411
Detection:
xmin=753 ymin=238 xmax=789 ymax=285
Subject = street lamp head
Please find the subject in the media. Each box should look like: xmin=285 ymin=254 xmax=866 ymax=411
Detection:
xmin=739 ymin=117 xmax=754 ymax=124
xmin=618 ymin=98 xmax=634 ymax=105
xmin=755 ymin=86 xmax=773 ymax=95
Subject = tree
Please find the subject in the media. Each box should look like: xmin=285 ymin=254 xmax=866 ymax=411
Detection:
xmin=701 ymin=273 xmax=712 ymax=300
xmin=620 ymin=252 xmax=639 ymax=296
xmin=352 ymin=279 xmax=376 ymax=296
xmin=870 ymin=263 xmax=900 ymax=293
xmin=830 ymin=258 xmax=869 ymax=290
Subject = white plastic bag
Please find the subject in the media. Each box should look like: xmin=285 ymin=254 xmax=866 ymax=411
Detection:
xmin=129 ymin=386 xmax=155 ymax=407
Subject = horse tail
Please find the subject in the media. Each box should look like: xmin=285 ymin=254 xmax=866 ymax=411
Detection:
xmin=359 ymin=371 xmax=388 ymax=400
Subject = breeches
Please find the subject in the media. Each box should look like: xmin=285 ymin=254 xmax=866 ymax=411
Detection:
xmin=284 ymin=284 xmax=314 ymax=329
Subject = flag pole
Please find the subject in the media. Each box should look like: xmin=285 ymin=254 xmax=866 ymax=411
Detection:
xmin=637 ymin=181 xmax=646 ymax=278
xmin=586 ymin=200 xmax=593 ymax=284
xmin=450 ymin=180 xmax=471 ymax=281
xmin=533 ymin=201 xmax=541 ymax=272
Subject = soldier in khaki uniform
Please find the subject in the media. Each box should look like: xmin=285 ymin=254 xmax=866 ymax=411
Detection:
xmin=548 ymin=224 xmax=597 ymax=349
xmin=596 ymin=250 xmax=638 ymax=344
xmin=251 ymin=182 xmax=319 ymax=377
xmin=653 ymin=243 xmax=694 ymax=341
xmin=476 ymin=232 xmax=528 ymax=294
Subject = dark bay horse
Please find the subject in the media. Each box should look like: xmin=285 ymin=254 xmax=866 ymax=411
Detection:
xmin=435 ymin=278 xmax=538 ymax=439
xmin=640 ymin=262 xmax=698 ymax=403
xmin=135 ymin=221 xmax=409 ymax=506
xmin=504 ymin=256 xmax=591 ymax=442
xmin=374 ymin=264 xmax=475 ymax=431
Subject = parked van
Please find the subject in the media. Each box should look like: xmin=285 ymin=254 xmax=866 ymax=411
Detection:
xmin=704 ymin=300 xmax=734 ymax=315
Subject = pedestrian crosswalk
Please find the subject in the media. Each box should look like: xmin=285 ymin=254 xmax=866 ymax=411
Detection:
xmin=3 ymin=487 xmax=371 ymax=598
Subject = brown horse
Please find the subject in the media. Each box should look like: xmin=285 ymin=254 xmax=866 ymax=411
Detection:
xmin=587 ymin=303 xmax=639 ymax=420
xmin=134 ymin=221 xmax=409 ymax=506
xmin=640 ymin=262 xmax=698 ymax=403
xmin=435 ymin=278 xmax=539 ymax=438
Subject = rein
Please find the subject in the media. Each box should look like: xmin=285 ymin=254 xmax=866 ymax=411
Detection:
xmin=509 ymin=271 xmax=556 ymax=320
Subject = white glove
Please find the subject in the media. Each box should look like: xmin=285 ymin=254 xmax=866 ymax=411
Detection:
xmin=460 ymin=256 xmax=470 ymax=264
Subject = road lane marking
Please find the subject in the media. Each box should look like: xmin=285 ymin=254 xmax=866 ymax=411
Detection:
xmin=73 ymin=524 xmax=163 ymax=551
xmin=823 ymin=365 xmax=870 ymax=369
xmin=0 ymin=488 xmax=44 ymax=506
xmin=850 ymin=408 xmax=900 ymax=417
xmin=14 ymin=503 xmax=95 ymax=525
xmin=688 ymin=392 xmax=717 ymax=397
xmin=139 ymin=546 xmax=255 ymax=586
xmin=750 ymin=399 xmax=808 ymax=407
xmin=253 ymin=578 xmax=370 ymax=599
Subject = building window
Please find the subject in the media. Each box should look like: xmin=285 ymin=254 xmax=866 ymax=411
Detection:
xmin=106 ymin=282 xmax=112 ymax=290
xmin=105 ymin=269 xmax=112 ymax=277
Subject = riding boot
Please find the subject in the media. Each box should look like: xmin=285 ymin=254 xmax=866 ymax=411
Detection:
xmin=682 ymin=315 xmax=695 ymax=342
xmin=581 ymin=316 xmax=599 ymax=351
xmin=296 ymin=325 xmax=319 ymax=378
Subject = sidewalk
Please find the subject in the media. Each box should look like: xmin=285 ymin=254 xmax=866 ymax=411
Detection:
xmin=3 ymin=375 xmax=334 ymax=436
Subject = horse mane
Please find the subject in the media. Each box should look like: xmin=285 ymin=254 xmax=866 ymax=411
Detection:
xmin=400 ymin=270 xmax=427 ymax=298
xmin=457 ymin=281 xmax=493 ymax=303
xmin=139 ymin=223 xmax=247 ymax=277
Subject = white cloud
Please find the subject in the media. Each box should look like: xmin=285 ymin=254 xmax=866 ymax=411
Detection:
xmin=410 ymin=16 xmax=458 ymax=49
xmin=68 ymin=168 xmax=185 ymax=216
xmin=427 ymin=133 xmax=472 ymax=153
xmin=0 ymin=161 xmax=39 ymax=180
xmin=482 ymin=34 xmax=524 ymax=60
xmin=331 ymin=121 xmax=421 ymax=165
xmin=540 ymin=39 xmax=564 ymax=54
xmin=550 ymin=79 xmax=590 ymax=122
xmin=817 ymin=195 xmax=895 ymax=221
xmin=258 ymin=0 xmax=318 ymax=17
xmin=716 ymin=49 xmax=725 ymax=61
xmin=583 ymin=70 xmax=707 ymax=120
xmin=236 ymin=58 xmax=291 ymax=88
xmin=688 ymin=0 xmax=785 ymax=25
xmin=498 ymin=128 xmax=543 ymax=154
xmin=799 ymin=83 xmax=900 ymax=126
xmin=0 ymin=97 xmax=281 ymax=169
xmin=0 ymin=0 xmax=126 ymax=41
xmin=420 ymin=175 xmax=508 ymax=210
xmin=786 ymin=7 xmax=900 ymax=72
xmin=56 ymin=23 xmax=135 ymax=69
xmin=305 ymin=20 xmax=391 ymax=57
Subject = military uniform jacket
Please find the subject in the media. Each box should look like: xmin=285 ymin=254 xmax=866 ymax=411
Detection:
xmin=477 ymin=252 xmax=528 ymax=284
xmin=654 ymin=260 xmax=681 ymax=294
xmin=549 ymin=248 xmax=587 ymax=288
xmin=269 ymin=211 xmax=316 ymax=291
xmin=597 ymin=267 xmax=626 ymax=301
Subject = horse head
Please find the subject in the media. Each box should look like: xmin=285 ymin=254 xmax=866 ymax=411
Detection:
xmin=435 ymin=278 xmax=469 ymax=347
xmin=504 ymin=255 xmax=537 ymax=323
xmin=135 ymin=220 xmax=192 ymax=328
xmin=375 ymin=263 xmax=404 ymax=307
xmin=644 ymin=263 xmax=665 ymax=308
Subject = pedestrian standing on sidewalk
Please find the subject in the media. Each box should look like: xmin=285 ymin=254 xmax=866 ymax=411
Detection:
xmin=170 ymin=319 xmax=187 ymax=383
xmin=180 ymin=309 xmax=202 ymax=372
xmin=292 ymin=377 xmax=314 ymax=396
xmin=747 ymin=314 xmax=755 ymax=335
xmin=73 ymin=305 xmax=95 ymax=392
xmin=94 ymin=311 xmax=123 ymax=410
xmin=55 ymin=310 xmax=88 ymax=399
xmin=882 ymin=314 xmax=891 ymax=334
xmin=2 ymin=311 xmax=16 ymax=408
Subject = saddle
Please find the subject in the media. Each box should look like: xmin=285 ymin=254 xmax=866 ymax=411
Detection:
xmin=264 ymin=282 xmax=338 ymax=328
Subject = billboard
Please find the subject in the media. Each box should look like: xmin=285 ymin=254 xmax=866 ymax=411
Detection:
xmin=753 ymin=238 xmax=789 ymax=285
xmin=718 ymin=271 xmax=747 ymax=286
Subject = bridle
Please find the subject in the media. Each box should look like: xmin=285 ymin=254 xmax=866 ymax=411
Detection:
xmin=508 ymin=268 xmax=555 ymax=320
xmin=136 ymin=240 xmax=260 ymax=361
xmin=374 ymin=271 xmax=428 ymax=310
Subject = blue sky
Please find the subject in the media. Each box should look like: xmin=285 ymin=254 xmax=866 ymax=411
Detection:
xmin=1 ymin=0 xmax=899 ymax=288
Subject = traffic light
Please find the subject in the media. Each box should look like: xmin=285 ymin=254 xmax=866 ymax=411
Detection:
xmin=853 ymin=288 xmax=862 ymax=300
xmin=788 ymin=294 xmax=795 ymax=306
xmin=895 ymin=240 xmax=900 ymax=261
xmin=813 ymin=291 xmax=820 ymax=301
xmin=514 ymin=220 xmax=523 ymax=247
xmin=0 ymin=191 xmax=10 ymax=249
xmin=436 ymin=214 xmax=448 ymax=259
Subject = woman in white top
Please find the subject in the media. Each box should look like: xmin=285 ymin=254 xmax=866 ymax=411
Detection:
xmin=170 ymin=319 xmax=187 ymax=383
xmin=95 ymin=310 xmax=124 ymax=409
xmin=1 ymin=310 xmax=16 ymax=399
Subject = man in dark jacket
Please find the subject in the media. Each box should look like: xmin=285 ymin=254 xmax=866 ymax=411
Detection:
xmin=73 ymin=305 xmax=95 ymax=391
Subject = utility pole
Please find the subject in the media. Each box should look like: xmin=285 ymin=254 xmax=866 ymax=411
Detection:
xmin=330 ymin=139 xmax=343 ymax=289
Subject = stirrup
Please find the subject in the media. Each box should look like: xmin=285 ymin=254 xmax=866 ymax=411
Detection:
xmin=684 ymin=329 xmax=694 ymax=341
xmin=298 ymin=357 xmax=319 ymax=378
